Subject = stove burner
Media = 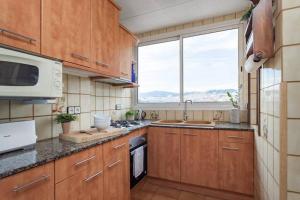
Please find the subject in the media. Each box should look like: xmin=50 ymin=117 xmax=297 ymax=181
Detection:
xmin=110 ymin=120 xmax=141 ymax=128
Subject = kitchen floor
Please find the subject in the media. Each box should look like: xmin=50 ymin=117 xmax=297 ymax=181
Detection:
xmin=131 ymin=178 xmax=223 ymax=200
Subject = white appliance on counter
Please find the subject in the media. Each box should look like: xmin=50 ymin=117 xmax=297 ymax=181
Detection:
xmin=0 ymin=120 xmax=37 ymax=154
xmin=0 ymin=47 xmax=62 ymax=99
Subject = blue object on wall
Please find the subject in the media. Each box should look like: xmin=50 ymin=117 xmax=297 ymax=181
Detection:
xmin=131 ymin=63 xmax=136 ymax=83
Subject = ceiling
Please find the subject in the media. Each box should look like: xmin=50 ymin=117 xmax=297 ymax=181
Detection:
xmin=114 ymin=0 xmax=250 ymax=34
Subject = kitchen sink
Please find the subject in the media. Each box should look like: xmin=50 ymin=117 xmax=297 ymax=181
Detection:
xmin=153 ymin=120 xmax=215 ymax=127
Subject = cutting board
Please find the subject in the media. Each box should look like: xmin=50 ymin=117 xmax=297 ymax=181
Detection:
xmin=59 ymin=128 xmax=123 ymax=143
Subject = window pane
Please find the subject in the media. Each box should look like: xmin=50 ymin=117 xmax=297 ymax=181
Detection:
xmin=138 ymin=40 xmax=180 ymax=103
xmin=183 ymin=29 xmax=239 ymax=102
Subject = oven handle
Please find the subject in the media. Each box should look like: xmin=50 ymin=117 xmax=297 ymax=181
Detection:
xmin=130 ymin=144 xmax=147 ymax=156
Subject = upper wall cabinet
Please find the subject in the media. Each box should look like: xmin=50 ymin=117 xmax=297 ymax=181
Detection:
xmin=0 ymin=0 xmax=41 ymax=53
xmin=41 ymin=0 xmax=91 ymax=67
xmin=119 ymin=26 xmax=135 ymax=80
xmin=91 ymin=0 xmax=120 ymax=77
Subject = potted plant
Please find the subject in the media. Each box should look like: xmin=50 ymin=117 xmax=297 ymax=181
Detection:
xmin=125 ymin=110 xmax=135 ymax=121
xmin=227 ymin=91 xmax=240 ymax=124
xmin=55 ymin=113 xmax=77 ymax=134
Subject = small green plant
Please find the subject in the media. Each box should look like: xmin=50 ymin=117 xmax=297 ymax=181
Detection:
xmin=55 ymin=113 xmax=77 ymax=124
xmin=240 ymin=3 xmax=255 ymax=21
xmin=227 ymin=91 xmax=240 ymax=109
xmin=125 ymin=110 xmax=135 ymax=118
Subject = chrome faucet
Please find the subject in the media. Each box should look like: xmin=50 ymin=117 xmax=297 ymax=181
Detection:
xmin=183 ymin=100 xmax=193 ymax=121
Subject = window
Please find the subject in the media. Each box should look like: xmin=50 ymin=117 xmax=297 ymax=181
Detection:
xmin=183 ymin=29 xmax=239 ymax=102
xmin=138 ymin=39 xmax=180 ymax=103
xmin=137 ymin=28 xmax=239 ymax=106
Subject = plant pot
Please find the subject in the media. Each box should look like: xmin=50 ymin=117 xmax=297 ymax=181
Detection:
xmin=126 ymin=115 xmax=135 ymax=121
xmin=61 ymin=122 xmax=71 ymax=134
xmin=230 ymin=109 xmax=240 ymax=124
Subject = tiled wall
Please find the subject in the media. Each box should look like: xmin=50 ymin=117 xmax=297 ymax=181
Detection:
xmin=0 ymin=74 xmax=132 ymax=141
xmin=252 ymin=1 xmax=300 ymax=199
xmin=137 ymin=11 xmax=249 ymax=122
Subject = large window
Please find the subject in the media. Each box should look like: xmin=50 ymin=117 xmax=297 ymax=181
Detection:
xmin=137 ymin=28 xmax=239 ymax=105
xmin=138 ymin=39 xmax=180 ymax=103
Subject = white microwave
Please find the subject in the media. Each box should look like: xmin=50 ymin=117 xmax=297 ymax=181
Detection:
xmin=0 ymin=47 xmax=62 ymax=99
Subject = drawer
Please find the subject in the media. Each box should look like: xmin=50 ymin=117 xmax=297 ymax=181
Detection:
xmin=219 ymin=130 xmax=253 ymax=144
xmin=55 ymin=146 xmax=103 ymax=183
xmin=0 ymin=163 xmax=54 ymax=200
xmin=103 ymin=136 xmax=128 ymax=166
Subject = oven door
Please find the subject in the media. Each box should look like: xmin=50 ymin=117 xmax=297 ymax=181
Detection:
xmin=0 ymin=47 xmax=62 ymax=98
xmin=130 ymin=143 xmax=147 ymax=188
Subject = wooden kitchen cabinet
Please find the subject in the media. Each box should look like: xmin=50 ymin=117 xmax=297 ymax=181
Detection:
xmin=219 ymin=130 xmax=254 ymax=195
xmin=55 ymin=146 xmax=104 ymax=200
xmin=119 ymin=25 xmax=135 ymax=80
xmin=91 ymin=0 xmax=120 ymax=76
xmin=0 ymin=0 xmax=41 ymax=53
xmin=181 ymin=129 xmax=219 ymax=189
xmin=148 ymin=127 xmax=180 ymax=182
xmin=42 ymin=0 xmax=91 ymax=67
xmin=103 ymin=136 xmax=130 ymax=200
xmin=0 ymin=163 xmax=54 ymax=200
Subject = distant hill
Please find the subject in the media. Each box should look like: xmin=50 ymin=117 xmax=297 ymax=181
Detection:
xmin=140 ymin=89 xmax=237 ymax=97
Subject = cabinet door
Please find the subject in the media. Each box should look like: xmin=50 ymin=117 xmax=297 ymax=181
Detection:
xmin=91 ymin=0 xmax=120 ymax=76
xmin=103 ymin=136 xmax=130 ymax=200
xmin=0 ymin=163 xmax=54 ymax=200
xmin=219 ymin=142 xmax=254 ymax=195
xmin=0 ymin=0 xmax=40 ymax=53
xmin=42 ymin=0 xmax=91 ymax=67
xmin=119 ymin=26 xmax=132 ymax=80
xmin=181 ymin=129 xmax=219 ymax=189
xmin=148 ymin=127 xmax=180 ymax=182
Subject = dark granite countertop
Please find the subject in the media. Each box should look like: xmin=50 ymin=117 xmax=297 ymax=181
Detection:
xmin=0 ymin=120 xmax=253 ymax=180
xmin=150 ymin=122 xmax=254 ymax=131
xmin=0 ymin=120 xmax=152 ymax=180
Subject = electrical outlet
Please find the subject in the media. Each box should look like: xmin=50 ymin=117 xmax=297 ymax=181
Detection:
xmin=74 ymin=106 xmax=81 ymax=114
xmin=67 ymin=106 xmax=75 ymax=114
xmin=115 ymin=104 xmax=122 ymax=110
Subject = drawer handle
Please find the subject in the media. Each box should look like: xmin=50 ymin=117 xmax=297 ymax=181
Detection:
xmin=166 ymin=132 xmax=176 ymax=135
xmin=12 ymin=175 xmax=50 ymax=192
xmin=227 ymin=136 xmax=244 ymax=139
xmin=121 ymin=72 xmax=128 ymax=76
xmin=84 ymin=170 xmax=103 ymax=182
xmin=0 ymin=28 xmax=36 ymax=43
xmin=183 ymin=133 xmax=197 ymax=136
xmin=113 ymin=143 xmax=126 ymax=149
xmin=74 ymin=155 xmax=96 ymax=167
xmin=71 ymin=53 xmax=89 ymax=61
xmin=222 ymin=147 xmax=240 ymax=151
xmin=108 ymin=160 xmax=122 ymax=169
xmin=96 ymin=61 xmax=109 ymax=68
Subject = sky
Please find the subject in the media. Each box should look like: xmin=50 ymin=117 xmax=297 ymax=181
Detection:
xmin=138 ymin=29 xmax=239 ymax=94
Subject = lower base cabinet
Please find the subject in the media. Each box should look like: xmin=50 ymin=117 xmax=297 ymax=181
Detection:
xmin=0 ymin=163 xmax=54 ymax=200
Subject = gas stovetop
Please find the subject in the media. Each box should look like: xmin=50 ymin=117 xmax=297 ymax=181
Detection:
xmin=110 ymin=120 xmax=141 ymax=128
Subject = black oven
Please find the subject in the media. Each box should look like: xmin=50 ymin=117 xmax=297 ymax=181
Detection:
xmin=129 ymin=135 xmax=147 ymax=188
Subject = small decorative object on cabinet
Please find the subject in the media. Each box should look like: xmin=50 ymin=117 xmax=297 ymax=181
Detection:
xmin=227 ymin=91 xmax=240 ymax=124
xmin=55 ymin=113 xmax=77 ymax=134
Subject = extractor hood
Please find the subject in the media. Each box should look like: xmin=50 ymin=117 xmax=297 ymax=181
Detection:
xmin=92 ymin=76 xmax=133 ymax=86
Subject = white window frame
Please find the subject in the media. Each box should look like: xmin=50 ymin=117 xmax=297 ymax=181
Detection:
xmin=133 ymin=19 xmax=244 ymax=111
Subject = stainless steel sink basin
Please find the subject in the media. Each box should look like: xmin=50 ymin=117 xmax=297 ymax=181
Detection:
xmin=156 ymin=120 xmax=184 ymax=124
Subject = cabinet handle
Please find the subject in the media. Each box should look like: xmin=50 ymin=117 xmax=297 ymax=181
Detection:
xmin=222 ymin=147 xmax=240 ymax=151
xmin=113 ymin=143 xmax=126 ymax=150
xmin=183 ymin=133 xmax=197 ymax=136
xmin=121 ymin=72 xmax=128 ymax=76
xmin=108 ymin=160 xmax=122 ymax=169
xmin=166 ymin=132 xmax=176 ymax=135
xmin=0 ymin=28 xmax=36 ymax=44
xmin=84 ymin=170 xmax=103 ymax=182
xmin=12 ymin=175 xmax=50 ymax=192
xmin=71 ymin=53 xmax=89 ymax=61
xmin=227 ymin=136 xmax=244 ymax=139
xmin=96 ymin=61 xmax=109 ymax=68
xmin=74 ymin=155 xmax=96 ymax=167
